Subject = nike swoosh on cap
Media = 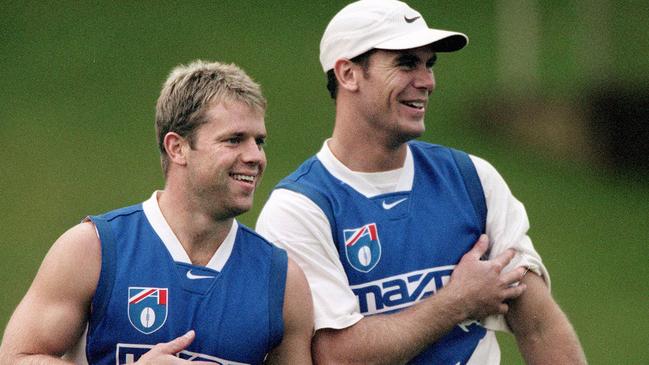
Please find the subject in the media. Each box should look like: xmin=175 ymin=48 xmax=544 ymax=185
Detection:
xmin=404 ymin=15 xmax=420 ymax=23
xmin=382 ymin=198 xmax=408 ymax=210
xmin=186 ymin=270 xmax=215 ymax=280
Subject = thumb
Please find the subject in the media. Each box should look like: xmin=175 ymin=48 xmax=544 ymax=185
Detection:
xmin=156 ymin=330 xmax=196 ymax=355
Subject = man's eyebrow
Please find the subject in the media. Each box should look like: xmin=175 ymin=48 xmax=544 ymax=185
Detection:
xmin=226 ymin=131 xmax=267 ymax=138
xmin=394 ymin=53 xmax=420 ymax=64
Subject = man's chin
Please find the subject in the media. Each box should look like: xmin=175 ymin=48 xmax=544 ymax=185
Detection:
xmin=396 ymin=127 xmax=425 ymax=144
xmin=232 ymin=204 xmax=252 ymax=217
xmin=216 ymin=202 xmax=253 ymax=220
xmin=398 ymin=117 xmax=425 ymax=133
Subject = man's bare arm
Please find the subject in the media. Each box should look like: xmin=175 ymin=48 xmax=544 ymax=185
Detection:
xmin=0 ymin=223 xmax=214 ymax=365
xmin=265 ymin=258 xmax=314 ymax=364
xmin=506 ymin=272 xmax=587 ymax=365
xmin=0 ymin=222 xmax=101 ymax=364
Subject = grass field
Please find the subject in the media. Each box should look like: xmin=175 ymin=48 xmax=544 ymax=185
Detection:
xmin=1 ymin=2 xmax=648 ymax=363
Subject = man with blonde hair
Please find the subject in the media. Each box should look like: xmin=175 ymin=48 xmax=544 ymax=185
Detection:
xmin=0 ymin=60 xmax=314 ymax=365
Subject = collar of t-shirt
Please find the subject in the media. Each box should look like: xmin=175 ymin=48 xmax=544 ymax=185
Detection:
xmin=142 ymin=190 xmax=236 ymax=271
xmin=316 ymin=139 xmax=414 ymax=198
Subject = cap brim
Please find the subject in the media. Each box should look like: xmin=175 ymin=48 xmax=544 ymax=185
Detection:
xmin=374 ymin=28 xmax=468 ymax=52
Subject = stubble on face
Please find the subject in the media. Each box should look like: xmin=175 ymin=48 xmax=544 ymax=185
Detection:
xmin=355 ymin=48 xmax=436 ymax=146
xmin=185 ymin=101 xmax=267 ymax=221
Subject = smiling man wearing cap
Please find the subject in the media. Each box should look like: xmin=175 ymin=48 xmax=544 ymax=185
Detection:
xmin=257 ymin=0 xmax=587 ymax=364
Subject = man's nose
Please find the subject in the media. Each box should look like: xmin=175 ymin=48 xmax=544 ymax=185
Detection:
xmin=241 ymin=139 xmax=265 ymax=164
xmin=414 ymin=67 xmax=435 ymax=94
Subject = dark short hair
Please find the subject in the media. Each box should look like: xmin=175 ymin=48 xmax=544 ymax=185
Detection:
xmin=326 ymin=49 xmax=377 ymax=99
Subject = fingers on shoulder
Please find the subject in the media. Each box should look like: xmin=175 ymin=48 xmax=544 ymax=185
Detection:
xmin=500 ymin=266 xmax=528 ymax=285
xmin=491 ymin=248 xmax=517 ymax=270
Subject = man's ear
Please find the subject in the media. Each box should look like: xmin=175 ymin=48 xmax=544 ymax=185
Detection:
xmin=163 ymin=132 xmax=189 ymax=167
xmin=333 ymin=58 xmax=361 ymax=93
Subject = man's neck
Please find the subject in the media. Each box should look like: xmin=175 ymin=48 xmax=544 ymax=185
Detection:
xmin=156 ymin=188 xmax=233 ymax=266
xmin=327 ymin=137 xmax=408 ymax=172
xmin=329 ymin=113 xmax=409 ymax=172
xmin=330 ymin=100 xmax=412 ymax=172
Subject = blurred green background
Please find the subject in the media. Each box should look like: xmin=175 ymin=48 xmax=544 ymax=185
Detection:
xmin=1 ymin=1 xmax=647 ymax=363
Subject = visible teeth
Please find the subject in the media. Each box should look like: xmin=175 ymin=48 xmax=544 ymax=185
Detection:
xmin=404 ymin=101 xmax=424 ymax=109
xmin=232 ymin=174 xmax=254 ymax=182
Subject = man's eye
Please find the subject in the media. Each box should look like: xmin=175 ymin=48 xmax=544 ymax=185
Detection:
xmin=228 ymin=137 xmax=241 ymax=144
xmin=256 ymin=138 xmax=266 ymax=146
xmin=400 ymin=61 xmax=417 ymax=69
xmin=426 ymin=56 xmax=438 ymax=69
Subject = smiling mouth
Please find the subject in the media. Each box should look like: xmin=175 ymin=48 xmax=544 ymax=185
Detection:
xmin=400 ymin=100 xmax=425 ymax=110
xmin=231 ymin=173 xmax=255 ymax=184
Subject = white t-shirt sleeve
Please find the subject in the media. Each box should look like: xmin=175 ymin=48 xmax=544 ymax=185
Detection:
xmin=471 ymin=155 xmax=550 ymax=332
xmin=256 ymin=189 xmax=364 ymax=330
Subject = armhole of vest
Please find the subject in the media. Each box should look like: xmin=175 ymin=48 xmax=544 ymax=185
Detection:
xmin=268 ymin=247 xmax=288 ymax=349
xmin=450 ymin=149 xmax=488 ymax=233
xmin=275 ymin=181 xmax=337 ymax=243
xmin=87 ymin=216 xmax=117 ymax=322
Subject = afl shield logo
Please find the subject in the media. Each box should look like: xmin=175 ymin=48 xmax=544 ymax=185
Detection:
xmin=344 ymin=223 xmax=381 ymax=273
xmin=128 ymin=287 xmax=168 ymax=334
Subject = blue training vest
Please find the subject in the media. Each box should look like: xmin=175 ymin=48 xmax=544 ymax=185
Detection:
xmin=85 ymin=203 xmax=287 ymax=365
xmin=276 ymin=141 xmax=487 ymax=365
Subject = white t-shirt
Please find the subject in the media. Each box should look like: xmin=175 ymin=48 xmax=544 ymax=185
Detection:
xmin=256 ymin=141 xmax=549 ymax=363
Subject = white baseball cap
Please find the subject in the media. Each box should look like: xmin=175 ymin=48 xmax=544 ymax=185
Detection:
xmin=319 ymin=0 xmax=469 ymax=72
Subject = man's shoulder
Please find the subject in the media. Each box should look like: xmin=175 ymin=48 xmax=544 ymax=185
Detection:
xmin=408 ymin=141 xmax=496 ymax=169
xmin=409 ymin=140 xmax=443 ymax=149
xmin=279 ymin=155 xmax=323 ymax=183
xmin=275 ymin=155 xmax=336 ymax=196
xmin=90 ymin=202 xmax=144 ymax=222
xmin=409 ymin=140 xmax=461 ymax=155
xmin=238 ymin=223 xmax=287 ymax=253
xmin=408 ymin=141 xmax=494 ymax=171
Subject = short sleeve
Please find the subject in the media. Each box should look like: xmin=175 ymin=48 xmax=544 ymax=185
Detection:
xmin=470 ymin=155 xmax=550 ymax=332
xmin=256 ymin=189 xmax=364 ymax=330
